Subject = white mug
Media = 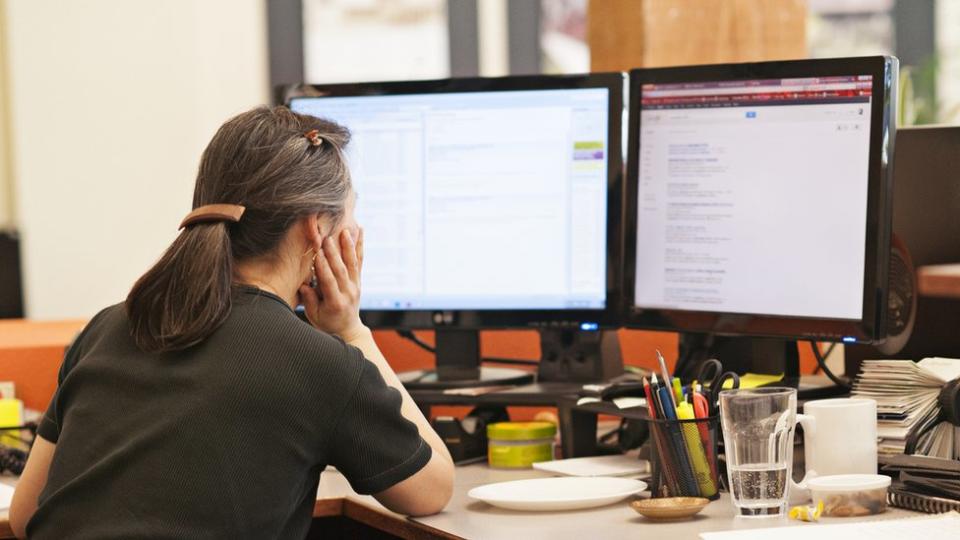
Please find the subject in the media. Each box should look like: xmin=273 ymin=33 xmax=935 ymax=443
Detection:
xmin=791 ymin=398 xmax=878 ymax=499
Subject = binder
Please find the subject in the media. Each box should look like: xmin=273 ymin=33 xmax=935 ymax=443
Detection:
xmin=888 ymin=485 xmax=960 ymax=514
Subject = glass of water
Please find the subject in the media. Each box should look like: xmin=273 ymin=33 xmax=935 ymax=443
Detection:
xmin=719 ymin=387 xmax=798 ymax=517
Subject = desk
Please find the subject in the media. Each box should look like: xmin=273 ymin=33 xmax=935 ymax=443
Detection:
xmin=0 ymin=319 xmax=86 ymax=411
xmin=411 ymin=465 xmax=921 ymax=539
xmin=0 ymin=464 xmax=925 ymax=539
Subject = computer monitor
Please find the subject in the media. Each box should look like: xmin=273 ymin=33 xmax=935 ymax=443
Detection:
xmin=623 ymin=56 xmax=898 ymax=379
xmin=283 ymin=74 xmax=625 ymax=384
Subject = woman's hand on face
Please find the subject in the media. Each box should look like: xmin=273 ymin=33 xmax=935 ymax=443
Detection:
xmin=299 ymin=228 xmax=368 ymax=343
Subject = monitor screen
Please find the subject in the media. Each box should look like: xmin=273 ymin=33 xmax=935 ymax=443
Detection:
xmin=290 ymin=84 xmax=613 ymax=313
xmin=625 ymin=57 xmax=897 ymax=342
xmin=635 ymin=75 xmax=873 ymax=318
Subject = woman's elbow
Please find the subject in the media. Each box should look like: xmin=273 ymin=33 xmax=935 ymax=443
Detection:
xmin=401 ymin=458 xmax=454 ymax=516
xmin=406 ymin=471 xmax=453 ymax=517
xmin=375 ymin=455 xmax=455 ymax=516
xmin=9 ymin=498 xmax=31 ymax=539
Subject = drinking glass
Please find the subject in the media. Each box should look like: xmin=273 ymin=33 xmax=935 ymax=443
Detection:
xmin=719 ymin=387 xmax=798 ymax=517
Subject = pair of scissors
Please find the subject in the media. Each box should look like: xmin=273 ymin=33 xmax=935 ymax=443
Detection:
xmin=696 ymin=358 xmax=740 ymax=416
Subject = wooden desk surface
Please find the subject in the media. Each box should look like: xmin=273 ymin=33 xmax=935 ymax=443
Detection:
xmin=0 ymin=465 xmax=927 ymax=539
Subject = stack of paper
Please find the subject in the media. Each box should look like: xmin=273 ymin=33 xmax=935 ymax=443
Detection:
xmin=852 ymin=357 xmax=960 ymax=458
xmin=0 ymin=483 xmax=14 ymax=511
xmin=699 ymin=511 xmax=960 ymax=540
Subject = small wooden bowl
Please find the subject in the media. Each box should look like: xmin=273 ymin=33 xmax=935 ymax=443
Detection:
xmin=631 ymin=497 xmax=710 ymax=521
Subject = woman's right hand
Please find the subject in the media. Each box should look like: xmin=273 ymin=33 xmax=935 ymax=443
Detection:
xmin=299 ymin=227 xmax=369 ymax=343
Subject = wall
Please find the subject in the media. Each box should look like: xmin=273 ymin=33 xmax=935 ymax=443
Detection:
xmin=0 ymin=2 xmax=13 ymax=229
xmin=3 ymin=0 xmax=269 ymax=319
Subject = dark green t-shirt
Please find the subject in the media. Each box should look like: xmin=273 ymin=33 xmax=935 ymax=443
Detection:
xmin=27 ymin=286 xmax=431 ymax=539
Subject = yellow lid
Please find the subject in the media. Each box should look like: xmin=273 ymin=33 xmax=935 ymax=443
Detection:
xmin=487 ymin=421 xmax=556 ymax=441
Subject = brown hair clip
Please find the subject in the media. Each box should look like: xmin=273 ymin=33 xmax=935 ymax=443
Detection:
xmin=304 ymin=129 xmax=324 ymax=147
xmin=179 ymin=204 xmax=246 ymax=230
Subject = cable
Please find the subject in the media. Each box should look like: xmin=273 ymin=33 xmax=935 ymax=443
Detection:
xmin=811 ymin=342 xmax=836 ymax=375
xmin=808 ymin=340 xmax=851 ymax=390
xmin=396 ymin=331 xmax=539 ymax=367
xmin=482 ymin=357 xmax=539 ymax=367
xmin=397 ymin=330 xmax=435 ymax=353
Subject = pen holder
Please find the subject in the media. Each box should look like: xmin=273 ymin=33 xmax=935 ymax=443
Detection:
xmin=648 ymin=415 xmax=721 ymax=500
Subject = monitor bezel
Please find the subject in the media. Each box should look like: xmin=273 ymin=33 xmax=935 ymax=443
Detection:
xmin=282 ymin=73 xmax=626 ymax=330
xmin=622 ymin=56 xmax=897 ymax=343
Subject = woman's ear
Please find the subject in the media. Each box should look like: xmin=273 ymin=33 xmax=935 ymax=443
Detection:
xmin=302 ymin=213 xmax=326 ymax=250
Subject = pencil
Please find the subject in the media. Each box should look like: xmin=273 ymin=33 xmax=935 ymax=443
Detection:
xmin=646 ymin=376 xmax=681 ymax=495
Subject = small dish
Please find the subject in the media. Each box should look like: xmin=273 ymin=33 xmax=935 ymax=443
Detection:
xmin=631 ymin=497 xmax=710 ymax=521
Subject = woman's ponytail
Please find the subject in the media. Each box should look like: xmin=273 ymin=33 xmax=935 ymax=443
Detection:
xmin=126 ymin=222 xmax=233 ymax=353
xmin=125 ymin=106 xmax=351 ymax=353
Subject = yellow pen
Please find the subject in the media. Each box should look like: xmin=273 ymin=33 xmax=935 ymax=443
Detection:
xmin=676 ymin=401 xmax=717 ymax=497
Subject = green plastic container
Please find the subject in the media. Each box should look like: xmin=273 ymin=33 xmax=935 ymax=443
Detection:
xmin=487 ymin=421 xmax=557 ymax=469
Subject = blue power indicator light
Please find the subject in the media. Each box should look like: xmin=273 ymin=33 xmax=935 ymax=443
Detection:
xmin=580 ymin=322 xmax=599 ymax=331
xmin=842 ymin=336 xmax=857 ymax=343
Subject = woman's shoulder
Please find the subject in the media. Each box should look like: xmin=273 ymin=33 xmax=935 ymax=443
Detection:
xmin=74 ymin=303 xmax=128 ymax=345
xmin=226 ymin=299 xmax=367 ymax=380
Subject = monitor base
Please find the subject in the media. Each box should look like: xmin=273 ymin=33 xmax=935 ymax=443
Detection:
xmin=398 ymin=367 xmax=535 ymax=390
xmin=779 ymin=374 xmax=850 ymax=401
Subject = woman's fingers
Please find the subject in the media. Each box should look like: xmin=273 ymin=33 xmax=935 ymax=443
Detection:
xmin=341 ymin=229 xmax=360 ymax=285
xmin=323 ymin=235 xmax=351 ymax=290
xmin=315 ymin=248 xmax=341 ymax=306
xmin=298 ymin=284 xmax=321 ymax=320
xmin=356 ymin=227 xmax=364 ymax=274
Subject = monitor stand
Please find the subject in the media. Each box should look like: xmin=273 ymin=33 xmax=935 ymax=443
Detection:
xmin=399 ymin=329 xmax=535 ymax=390
xmin=676 ymin=333 xmax=847 ymax=400
xmin=399 ymin=328 xmax=624 ymax=390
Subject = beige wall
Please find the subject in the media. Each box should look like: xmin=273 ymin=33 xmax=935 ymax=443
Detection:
xmin=0 ymin=2 xmax=13 ymax=229
xmin=4 ymin=0 xmax=269 ymax=319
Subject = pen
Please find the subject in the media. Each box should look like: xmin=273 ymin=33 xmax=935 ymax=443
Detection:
xmin=650 ymin=374 xmax=667 ymax=419
xmin=651 ymin=374 xmax=684 ymax=495
xmin=656 ymin=349 xmax=672 ymax=395
xmin=644 ymin=377 xmax=681 ymax=495
xmin=672 ymin=377 xmax=683 ymax=404
xmin=658 ymin=382 xmax=699 ymax=495
xmin=642 ymin=377 xmax=657 ymax=419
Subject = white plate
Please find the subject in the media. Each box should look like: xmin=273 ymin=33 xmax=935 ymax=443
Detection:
xmin=467 ymin=477 xmax=647 ymax=511
xmin=532 ymin=455 xmax=650 ymax=478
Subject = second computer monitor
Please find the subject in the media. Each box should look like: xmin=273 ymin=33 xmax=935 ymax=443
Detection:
xmin=624 ymin=56 xmax=897 ymax=344
xmin=286 ymin=74 xmax=624 ymax=330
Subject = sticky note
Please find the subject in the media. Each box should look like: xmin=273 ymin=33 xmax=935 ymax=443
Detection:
xmin=0 ymin=399 xmax=24 ymax=449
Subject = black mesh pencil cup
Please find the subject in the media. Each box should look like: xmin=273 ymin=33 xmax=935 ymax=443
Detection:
xmin=648 ymin=415 xmax=721 ymax=500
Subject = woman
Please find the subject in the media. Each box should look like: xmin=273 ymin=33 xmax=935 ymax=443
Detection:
xmin=9 ymin=107 xmax=454 ymax=538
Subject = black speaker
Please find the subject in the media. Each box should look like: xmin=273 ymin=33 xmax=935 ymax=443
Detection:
xmin=875 ymin=234 xmax=917 ymax=355
xmin=537 ymin=329 xmax=623 ymax=382
xmin=0 ymin=230 xmax=24 ymax=319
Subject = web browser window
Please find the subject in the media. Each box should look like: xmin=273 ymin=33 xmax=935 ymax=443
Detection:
xmin=634 ymin=76 xmax=874 ymax=319
xmin=292 ymin=88 xmax=610 ymax=310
